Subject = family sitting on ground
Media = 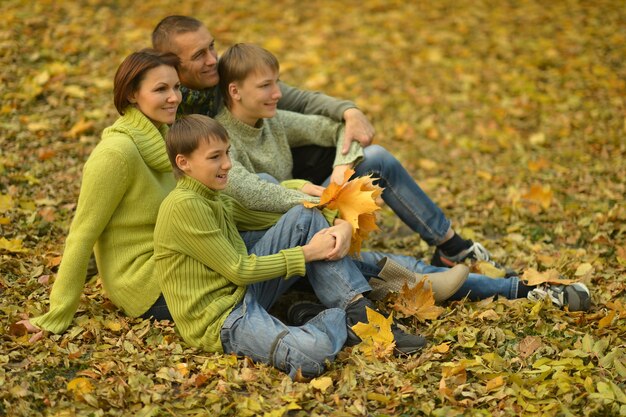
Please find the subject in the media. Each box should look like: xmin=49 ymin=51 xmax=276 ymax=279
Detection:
xmin=19 ymin=15 xmax=591 ymax=378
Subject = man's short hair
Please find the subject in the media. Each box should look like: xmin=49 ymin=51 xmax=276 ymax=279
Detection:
xmin=217 ymin=43 xmax=280 ymax=108
xmin=166 ymin=114 xmax=230 ymax=179
xmin=152 ymin=15 xmax=203 ymax=53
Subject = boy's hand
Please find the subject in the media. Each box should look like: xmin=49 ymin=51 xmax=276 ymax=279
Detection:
xmin=325 ymin=220 xmax=353 ymax=260
xmin=300 ymin=182 xmax=325 ymax=197
xmin=330 ymin=164 xmax=351 ymax=186
xmin=342 ymin=108 xmax=375 ymax=154
xmin=302 ymin=230 xmax=337 ymax=262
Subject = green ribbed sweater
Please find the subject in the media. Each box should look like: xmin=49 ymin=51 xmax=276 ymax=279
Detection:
xmin=215 ymin=108 xmax=364 ymax=213
xmin=31 ymin=107 xmax=176 ymax=333
xmin=154 ymin=176 xmax=306 ymax=352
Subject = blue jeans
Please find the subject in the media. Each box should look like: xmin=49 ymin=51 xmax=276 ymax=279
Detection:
xmin=220 ymin=205 xmax=371 ymax=379
xmin=346 ymin=145 xmax=451 ymax=246
xmin=355 ymin=252 xmax=520 ymax=301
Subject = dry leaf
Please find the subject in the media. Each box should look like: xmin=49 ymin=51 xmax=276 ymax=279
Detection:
xmin=351 ymin=306 xmax=395 ymax=359
xmin=310 ymin=376 xmax=333 ymax=393
xmin=518 ymin=336 xmax=542 ymax=359
xmin=303 ymin=168 xmax=382 ymax=254
xmin=390 ymin=281 xmax=444 ymax=321
xmin=521 ymin=268 xmax=576 ymax=286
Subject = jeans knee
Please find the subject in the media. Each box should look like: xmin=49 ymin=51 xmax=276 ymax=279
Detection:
xmin=272 ymin=331 xmax=337 ymax=378
xmin=360 ymin=145 xmax=398 ymax=174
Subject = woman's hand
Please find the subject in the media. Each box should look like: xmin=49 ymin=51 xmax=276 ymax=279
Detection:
xmin=14 ymin=318 xmax=45 ymax=343
xmin=300 ymin=182 xmax=325 ymax=197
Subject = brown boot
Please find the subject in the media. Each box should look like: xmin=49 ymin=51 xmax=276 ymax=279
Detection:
xmin=368 ymin=257 xmax=469 ymax=302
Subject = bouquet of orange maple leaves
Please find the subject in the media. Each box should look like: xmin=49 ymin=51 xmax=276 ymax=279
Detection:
xmin=303 ymin=168 xmax=383 ymax=255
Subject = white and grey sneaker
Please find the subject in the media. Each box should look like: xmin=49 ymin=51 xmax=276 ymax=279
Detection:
xmin=527 ymin=282 xmax=591 ymax=312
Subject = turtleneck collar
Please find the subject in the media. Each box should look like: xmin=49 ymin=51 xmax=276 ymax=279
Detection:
xmin=106 ymin=107 xmax=172 ymax=173
xmin=178 ymin=175 xmax=220 ymax=200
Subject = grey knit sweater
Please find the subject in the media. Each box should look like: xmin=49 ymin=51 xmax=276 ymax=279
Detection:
xmin=216 ymin=108 xmax=363 ymax=213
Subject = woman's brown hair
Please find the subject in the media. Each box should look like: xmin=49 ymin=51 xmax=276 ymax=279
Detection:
xmin=113 ymin=49 xmax=180 ymax=115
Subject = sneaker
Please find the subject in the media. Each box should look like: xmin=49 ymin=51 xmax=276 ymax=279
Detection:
xmin=369 ymin=257 xmax=469 ymax=302
xmin=344 ymin=297 xmax=427 ymax=354
xmin=527 ymin=282 xmax=591 ymax=312
xmin=431 ymin=241 xmax=517 ymax=277
xmin=287 ymin=301 xmax=327 ymax=326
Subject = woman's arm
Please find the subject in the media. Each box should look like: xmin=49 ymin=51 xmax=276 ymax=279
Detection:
xmin=29 ymin=147 xmax=130 ymax=334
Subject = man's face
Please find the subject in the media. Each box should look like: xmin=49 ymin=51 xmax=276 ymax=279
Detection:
xmin=172 ymin=26 xmax=219 ymax=90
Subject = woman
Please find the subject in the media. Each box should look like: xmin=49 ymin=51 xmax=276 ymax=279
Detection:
xmin=22 ymin=49 xmax=182 ymax=335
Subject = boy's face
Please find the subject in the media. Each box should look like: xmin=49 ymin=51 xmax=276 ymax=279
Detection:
xmin=230 ymin=65 xmax=281 ymax=126
xmin=177 ymin=139 xmax=232 ymax=190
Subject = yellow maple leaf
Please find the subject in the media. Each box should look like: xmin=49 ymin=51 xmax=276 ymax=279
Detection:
xmin=0 ymin=237 xmax=27 ymax=253
xmin=303 ymin=168 xmax=382 ymax=254
xmin=389 ymin=281 xmax=444 ymax=322
xmin=521 ymin=268 xmax=577 ymax=286
xmin=351 ymin=306 xmax=395 ymax=359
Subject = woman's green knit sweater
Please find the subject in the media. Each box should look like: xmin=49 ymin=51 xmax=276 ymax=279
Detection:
xmin=31 ymin=108 xmax=176 ymax=333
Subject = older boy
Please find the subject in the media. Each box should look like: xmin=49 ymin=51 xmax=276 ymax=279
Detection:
xmin=212 ymin=43 xmax=591 ymax=311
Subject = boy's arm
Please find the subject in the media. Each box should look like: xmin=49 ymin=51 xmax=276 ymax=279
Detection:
xmin=224 ymin=159 xmax=319 ymax=212
xmin=163 ymin=196 xmax=306 ymax=285
xmin=278 ymin=82 xmax=375 ymax=154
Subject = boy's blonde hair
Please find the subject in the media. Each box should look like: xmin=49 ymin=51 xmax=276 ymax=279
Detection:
xmin=217 ymin=43 xmax=280 ymax=109
xmin=166 ymin=115 xmax=229 ymax=179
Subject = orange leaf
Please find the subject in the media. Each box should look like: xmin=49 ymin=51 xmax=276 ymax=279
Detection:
xmin=521 ymin=183 xmax=553 ymax=209
xmin=486 ymin=375 xmax=505 ymax=392
xmin=390 ymin=281 xmax=444 ymax=321
xmin=521 ymin=268 xmax=577 ymax=286
xmin=598 ymin=310 xmax=615 ymax=329
xmin=303 ymin=168 xmax=382 ymax=254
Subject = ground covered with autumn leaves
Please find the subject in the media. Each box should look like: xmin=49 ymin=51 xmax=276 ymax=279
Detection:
xmin=1 ymin=1 xmax=625 ymax=416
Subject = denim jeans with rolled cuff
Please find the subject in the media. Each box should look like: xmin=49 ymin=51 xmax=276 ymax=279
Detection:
xmin=221 ymin=205 xmax=371 ymax=379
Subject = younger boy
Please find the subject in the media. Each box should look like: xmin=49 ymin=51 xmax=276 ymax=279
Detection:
xmin=153 ymin=115 xmax=426 ymax=378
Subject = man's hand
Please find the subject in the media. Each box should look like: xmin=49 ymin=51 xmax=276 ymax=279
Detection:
xmin=300 ymin=182 xmax=325 ymax=197
xmin=342 ymin=108 xmax=375 ymax=154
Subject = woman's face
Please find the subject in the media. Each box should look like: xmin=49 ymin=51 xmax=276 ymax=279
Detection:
xmin=229 ymin=65 xmax=282 ymax=126
xmin=130 ymin=65 xmax=181 ymax=127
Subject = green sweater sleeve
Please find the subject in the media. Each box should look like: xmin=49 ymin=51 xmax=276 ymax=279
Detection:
xmin=278 ymin=81 xmax=357 ymax=122
xmin=30 ymin=147 xmax=130 ymax=333
xmin=163 ymin=194 xmax=306 ymax=286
